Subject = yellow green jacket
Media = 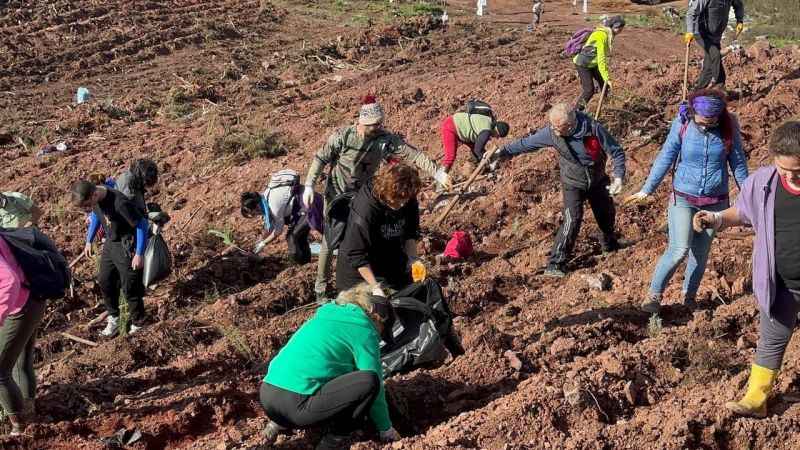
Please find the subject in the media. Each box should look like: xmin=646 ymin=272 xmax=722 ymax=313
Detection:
xmin=573 ymin=26 xmax=613 ymax=83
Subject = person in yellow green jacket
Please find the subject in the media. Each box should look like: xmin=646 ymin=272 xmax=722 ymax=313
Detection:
xmin=573 ymin=16 xmax=625 ymax=111
xmin=259 ymin=283 xmax=400 ymax=449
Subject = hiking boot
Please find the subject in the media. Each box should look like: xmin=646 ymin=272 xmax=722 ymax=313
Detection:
xmin=640 ymin=293 xmax=661 ymax=314
xmin=315 ymin=433 xmax=348 ymax=450
xmin=100 ymin=316 xmax=120 ymax=337
xmin=261 ymin=420 xmax=286 ymax=444
xmin=543 ymin=265 xmax=567 ymax=278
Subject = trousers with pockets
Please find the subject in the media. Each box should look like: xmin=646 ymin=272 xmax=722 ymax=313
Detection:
xmin=98 ymin=240 xmax=145 ymax=324
xmin=695 ymin=34 xmax=725 ymax=89
xmin=575 ymin=65 xmax=605 ymax=111
xmin=549 ymin=180 xmax=616 ymax=267
xmin=260 ymin=370 xmax=380 ymax=434
xmin=0 ymin=297 xmax=45 ymax=416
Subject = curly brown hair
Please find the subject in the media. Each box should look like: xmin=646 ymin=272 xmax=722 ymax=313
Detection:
xmin=372 ymin=161 xmax=421 ymax=209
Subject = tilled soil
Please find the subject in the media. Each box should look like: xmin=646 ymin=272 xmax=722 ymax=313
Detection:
xmin=2 ymin=0 xmax=800 ymax=448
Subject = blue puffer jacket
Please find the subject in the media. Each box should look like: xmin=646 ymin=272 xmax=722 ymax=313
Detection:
xmin=642 ymin=116 xmax=749 ymax=197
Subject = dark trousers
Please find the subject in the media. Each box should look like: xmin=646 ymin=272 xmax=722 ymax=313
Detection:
xmin=549 ymin=181 xmax=616 ymax=267
xmin=260 ymin=371 xmax=380 ymax=434
xmin=287 ymin=216 xmax=311 ymax=265
xmin=0 ymin=298 xmax=45 ymax=416
xmin=695 ymin=34 xmax=725 ymax=89
xmin=99 ymin=240 xmax=145 ymax=324
xmin=575 ymin=65 xmax=604 ymax=111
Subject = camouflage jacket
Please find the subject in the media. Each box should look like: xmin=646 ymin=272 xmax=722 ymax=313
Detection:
xmin=305 ymin=125 xmax=438 ymax=200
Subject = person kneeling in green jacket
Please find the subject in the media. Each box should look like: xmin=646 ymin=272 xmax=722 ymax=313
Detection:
xmin=259 ymin=283 xmax=400 ymax=448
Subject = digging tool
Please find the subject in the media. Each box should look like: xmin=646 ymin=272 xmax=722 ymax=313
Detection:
xmin=87 ymin=311 xmax=110 ymax=328
xmin=595 ymin=82 xmax=608 ymax=119
xmin=434 ymin=145 xmax=499 ymax=227
xmin=68 ymin=253 xmax=86 ymax=298
xmin=682 ymin=41 xmax=691 ymax=101
xmin=60 ymin=332 xmax=98 ymax=347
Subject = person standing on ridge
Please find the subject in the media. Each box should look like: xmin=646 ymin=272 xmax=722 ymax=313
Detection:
xmin=685 ymin=0 xmax=745 ymax=90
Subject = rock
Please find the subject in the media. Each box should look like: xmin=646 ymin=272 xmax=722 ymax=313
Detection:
xmin=413 ymin=87 xmax=425 ymax=102
xmin=504 ymin=350 xmax=523 ymax=371
xmin=582 ymin=273 xmax=612 ymax=291
xmin=563 ymin=383 xmax=585 ymax=406
xmin=624 ymin=380 xmax=639 ymax=405
xmin=746 ymin=40 xmax=772 ymax=60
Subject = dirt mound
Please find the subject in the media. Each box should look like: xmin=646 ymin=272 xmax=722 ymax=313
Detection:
xmin=2 ymin=0 xmax=800 ymax=448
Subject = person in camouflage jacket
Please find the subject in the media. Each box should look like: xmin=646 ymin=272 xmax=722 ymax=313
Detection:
xmin=303 ymin=96 xmax=451 ymax=300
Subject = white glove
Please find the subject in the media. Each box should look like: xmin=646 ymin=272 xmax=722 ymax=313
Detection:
xmin=379 ymin=427 xmax=401 ymax=442
xmin=434 ymin=168 xmax=453 ymax=191
xmin=693 ymin=210 xmax=723 ymax=232
xmin=607 ymin=177 xmax=624 ymax=196
xmin=623 ymin=191 xmax=649 ymax=206
xmin=371 ymin=285 xmax=386 ymax=297
xmin=254 ymin=239 xmax=268 ymax=254
xmin=302 ymin=185 xmax=315 ymax=208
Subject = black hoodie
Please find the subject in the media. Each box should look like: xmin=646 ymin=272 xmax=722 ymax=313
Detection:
xmin=336 ymin=181 xmax=420 ymax=292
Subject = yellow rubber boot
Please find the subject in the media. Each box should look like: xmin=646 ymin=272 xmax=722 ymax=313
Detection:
xmin=725 ymin=364 xmax=777 ymax=418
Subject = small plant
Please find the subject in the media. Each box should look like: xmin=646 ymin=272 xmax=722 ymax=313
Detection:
xmin=208 ymin=228 xmax=236 ymax=247
xmin=118 ymin=293 xmax=130 ymax=337
xmin=100 ymin=100 xmax=130 ymax=120
xmin=394 ymin=1 xmax=443 ymax=17
xmin=647 ymin=314 xmax=663 ymax=338
xmin=219 ymin=324 xmax=256 ymax=362
xmin=213 ymin=129 xmax=287 ymax=161
xmin=162 ymin=86 xmax=195 ymax=120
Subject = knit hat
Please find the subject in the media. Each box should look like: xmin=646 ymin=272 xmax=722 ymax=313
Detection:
xmin=358 ymin=95 xmax=384 ymax=125
xmin=603 ymin=15 xmax=625 ymax=30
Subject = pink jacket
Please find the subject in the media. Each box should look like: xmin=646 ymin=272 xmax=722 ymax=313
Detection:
xmin=0 ymin=236 xmax=30 ymax=324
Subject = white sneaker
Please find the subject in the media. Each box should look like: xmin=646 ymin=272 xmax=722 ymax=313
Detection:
xmin=100 ymin=316 xmax=119 ymax=337
xmin=128 ymin=323 xmax=142 ymax=335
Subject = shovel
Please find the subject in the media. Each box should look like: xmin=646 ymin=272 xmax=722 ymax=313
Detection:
xmin=434 ymin=145 xmax=499 ymax=227
xmin=595 ymin=82 xmax=608 ymax=119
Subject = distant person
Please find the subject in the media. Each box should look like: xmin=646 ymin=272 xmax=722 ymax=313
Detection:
xmin=573 ymin=15 xmax=625 ymax=111
xmin=626 ymin=89 xmax=748 ymax=313
xmin=303 ymin=96 xmax=450 ymax=300
xmin=685 ymin=0 xmax=744 ymax=90
xmin=491 ymin=103 xmax=626 ymax=278
xmin=240 ymin=169 xmax=323 ymax=264
xmin=71 ymin=181 xmax=149 ymax=337
xmin=439 ymin=103 xmax=509 ymax=173
xmin=692 ymin=121 xmax=800 ymax=417
xmin=0 ymin=192 xmax=41 ymax=229
xmin=260 ymin=283 xmax=400 ymax=448
xmin=530 ymin=0 xmax=544 ymax=31
xmin=336 ymin=163 xmax=424 ymax=295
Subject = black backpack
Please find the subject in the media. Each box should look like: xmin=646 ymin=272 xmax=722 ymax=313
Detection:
xmin=464 ymin=99 xmax=495 ymax=121
xmin=380 ymin=279 xmax=464 ymax=378
xmin=0 ymin=227 xmax=70 ymax=300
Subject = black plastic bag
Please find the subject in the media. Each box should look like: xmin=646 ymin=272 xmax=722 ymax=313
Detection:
xmin=323 ymin=191 xmax=354 ymax=251
xmin=142 ymin=229 xmax=171 ymax=288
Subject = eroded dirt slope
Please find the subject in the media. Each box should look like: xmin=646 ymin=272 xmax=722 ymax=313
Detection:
xmin=2 ymin=0 xmax=800 ymax=448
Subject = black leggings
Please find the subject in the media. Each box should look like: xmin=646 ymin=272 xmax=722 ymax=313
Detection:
xmin=549 ymin=180 xmax=616 ymax=266
xmin=575 ymin=65 xmax=604 ymax=111
xmin=260 ymin=371 xmax=380 ymax=434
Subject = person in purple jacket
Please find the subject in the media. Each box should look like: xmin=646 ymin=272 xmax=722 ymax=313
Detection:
xmin=693 ymin=121 xmax=800 ymax=417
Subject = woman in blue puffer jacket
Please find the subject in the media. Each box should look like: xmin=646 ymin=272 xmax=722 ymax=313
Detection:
xmin=625 ymin=89 xmax=749 ymax=313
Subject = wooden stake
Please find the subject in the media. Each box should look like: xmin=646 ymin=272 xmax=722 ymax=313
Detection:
xmin=60 ymin=332 xmax=98 ymax=347
xmin=682 ymin=42 xmax=691 ymax=101
xmin=434 ymin=145 xmax=499 ymax=227
xmin=87 ymin=311 xmax=110 ymax=327
xmin=595 ymin=82 xmax=608 ymax=119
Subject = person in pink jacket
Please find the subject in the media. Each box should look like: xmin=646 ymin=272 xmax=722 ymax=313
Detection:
xmin=0 ymin=236 xmax=45 ymax=436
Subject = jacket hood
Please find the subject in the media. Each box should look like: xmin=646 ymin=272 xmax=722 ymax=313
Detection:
xmin=570 ymin=112 xmax=594 ymax=139
xmin=315 ymin=302 xmax=376 ymax=329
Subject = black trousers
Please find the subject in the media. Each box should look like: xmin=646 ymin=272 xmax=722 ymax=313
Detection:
xmin=549 ymin=181 xmax=616 ymax=267
xmin=260 ymin=371 xmax=380 ymax=434
xmin=287 ymin=215 xmax=311 ymax=265
xmin=98 ymin=240 xmax=145 ymax=324
xmin=575 ymin=65 xmax=604 ymax=111
xmin=695 ymin=34 xmax=725 ymax=89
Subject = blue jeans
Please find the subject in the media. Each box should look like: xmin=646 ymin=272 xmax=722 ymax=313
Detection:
xmin=648 ymin=195 xmax=728 ymax=299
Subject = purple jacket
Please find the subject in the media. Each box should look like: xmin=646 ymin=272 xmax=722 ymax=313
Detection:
xmin=734 ymin=165 xmax=793 ymax=317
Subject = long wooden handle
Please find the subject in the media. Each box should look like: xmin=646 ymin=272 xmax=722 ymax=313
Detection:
xmin=434 ymin=145 xmax=499 ymax=227
xmin=595 ymin=82 xmax=608 ymax=119
xmin=682 ymin=43 xmax=691 ymax=101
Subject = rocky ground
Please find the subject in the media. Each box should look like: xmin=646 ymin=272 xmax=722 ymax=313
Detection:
xmin=2 ymin=0 xmax=800 ymax=448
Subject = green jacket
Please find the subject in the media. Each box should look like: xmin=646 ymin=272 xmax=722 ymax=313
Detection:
xmin=263 ymin=303 xmax=392 ymax=431
xmin=305 ymin=125 xmax=438 ymax=201
xmin=0 ymin=192 xmax=34 ymax=228
xmin=573 ymin=26 xmax=614 ymax=83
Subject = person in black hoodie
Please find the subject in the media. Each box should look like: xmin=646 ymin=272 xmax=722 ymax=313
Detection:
xmin=336 ymin=163 xmax=422 ymax=297
xmin=491 ymin=103 xmax=626 ymax=278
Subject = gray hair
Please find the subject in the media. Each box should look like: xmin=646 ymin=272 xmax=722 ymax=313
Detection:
xmin=548 ymin=103 xmax=576 ymax=125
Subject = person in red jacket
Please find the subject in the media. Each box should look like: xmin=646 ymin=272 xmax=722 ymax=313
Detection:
xmin=440 ymin=111 xmax=509 ymax=173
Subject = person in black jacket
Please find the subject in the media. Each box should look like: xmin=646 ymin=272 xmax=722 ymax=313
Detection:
xmin=491 ymin=103 xmax=626 ymax=278
xmin=336 ymin=163 xmax=422 ymax=297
